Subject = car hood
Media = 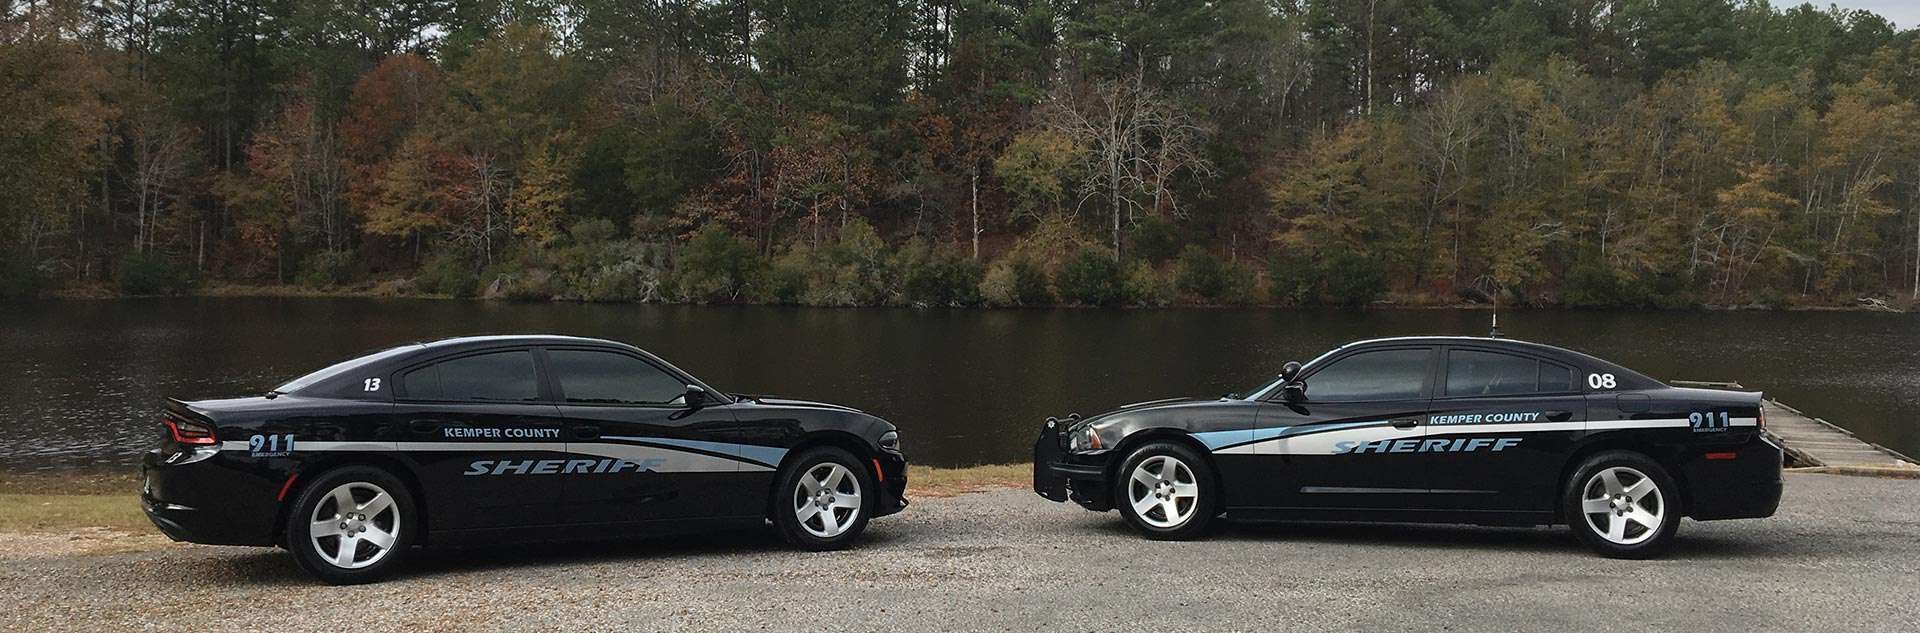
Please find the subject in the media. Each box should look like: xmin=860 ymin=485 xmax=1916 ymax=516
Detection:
xmin=735 ymin=395 xmax=864 ymax=413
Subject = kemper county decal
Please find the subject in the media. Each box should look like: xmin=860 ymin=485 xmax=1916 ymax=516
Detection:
xmin=1427 ymin=412 xmax=1542 ymax=425
xmin=1333 ymin=437 xmax=1522 ymax=454
xmin=442 ymin=427 xmax=562 ymax=439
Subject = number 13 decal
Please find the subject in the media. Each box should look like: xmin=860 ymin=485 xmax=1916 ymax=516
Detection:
xmin=364 ymin=378 xmax=382 ymax=392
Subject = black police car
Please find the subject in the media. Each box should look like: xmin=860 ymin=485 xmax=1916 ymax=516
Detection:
xmin=1033 ymin=336 xmax=1782 ymax=557
xmin=143 ymin=335 xmax=907 ymax=584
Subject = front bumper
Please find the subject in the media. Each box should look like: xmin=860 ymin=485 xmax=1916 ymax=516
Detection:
xmin=1032 ymin=420 xmax=1116 ymax=511
xmin=873 ymin=450 xmax=909 ymax=517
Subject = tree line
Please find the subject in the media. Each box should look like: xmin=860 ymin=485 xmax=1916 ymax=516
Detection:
xmin=4 ymin=0 xmax=1918 ymax=308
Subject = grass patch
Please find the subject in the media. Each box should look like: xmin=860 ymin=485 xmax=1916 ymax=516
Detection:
xmin=0 ymin=472 xmax=150 ymax=533
xmin=908 ymin=463 xmax=1029 ymax=498
xmin=0 ymin=494 xmax=148 ymax=532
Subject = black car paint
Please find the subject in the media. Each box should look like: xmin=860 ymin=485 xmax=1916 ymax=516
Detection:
xmin=1034 ymin=337 xmax=1783 ymax=526
xmin=141 ymin=335 xmax=908 ymax=548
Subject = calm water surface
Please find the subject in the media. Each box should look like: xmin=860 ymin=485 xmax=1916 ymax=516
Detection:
xmin=1 ymin=298 xmax=1915 ymax=472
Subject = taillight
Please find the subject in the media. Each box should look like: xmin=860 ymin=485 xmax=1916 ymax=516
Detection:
xmin=164 ymin=417 xmax=218 ymax=445
xmin=1756 ymin=407 xmax=1765 ymax=429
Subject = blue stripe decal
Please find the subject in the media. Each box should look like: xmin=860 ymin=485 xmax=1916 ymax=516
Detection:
xmin=601 ymin=436 xmax=790 ymax=468
xmin=1196 ymin=421 xmax=1385 ymax=452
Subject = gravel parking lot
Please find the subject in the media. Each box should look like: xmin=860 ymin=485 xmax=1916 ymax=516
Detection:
xmin=6 ymin=472 xmax=1918 ymax=632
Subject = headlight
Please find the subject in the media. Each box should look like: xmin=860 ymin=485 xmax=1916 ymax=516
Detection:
xmin=1067 ymin=421 xmax=1121 ymax=453
xmin=878 ymin=430 xmax=899 ymax=451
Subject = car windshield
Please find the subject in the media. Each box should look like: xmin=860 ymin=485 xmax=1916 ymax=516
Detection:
xmin=274 ymin=345 xmax=418 ymax=393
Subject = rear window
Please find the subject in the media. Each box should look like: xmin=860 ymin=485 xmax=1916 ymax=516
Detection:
xmin=403 ymin=350 xmax=540 ymax=401
xmin=275 ymin=345 xmax=418 ymax=394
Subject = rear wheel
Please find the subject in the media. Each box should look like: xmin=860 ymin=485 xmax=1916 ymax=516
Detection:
xmin=1114 ymin=442 xmax=1218 ymax=540
xmin=1564 ymin=451 xmax=1680 ymax=558
xmin=285 ymin=465 xmax=416 ymax=585
xmin=771 ymin=447 xmax=874 ymax=550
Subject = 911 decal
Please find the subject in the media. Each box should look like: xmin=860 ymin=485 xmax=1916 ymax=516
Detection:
xmin=248 ymin=433 xmax=295 ymax=457
xmin=1691 ymin=411 xmax=1731 ymax=432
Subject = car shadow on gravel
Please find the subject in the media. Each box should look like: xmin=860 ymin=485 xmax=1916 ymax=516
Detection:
xmin=390 ymin=524 xmax=907 ymax=580
xmin=1083 ymin=517 xmax=1799 ymax=560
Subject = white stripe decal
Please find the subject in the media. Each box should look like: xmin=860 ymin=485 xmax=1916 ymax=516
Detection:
xmin=218 ymin=439 xmax=773 ymax=472
xmin=1219 ymin=417 xmax=1757 ymax=456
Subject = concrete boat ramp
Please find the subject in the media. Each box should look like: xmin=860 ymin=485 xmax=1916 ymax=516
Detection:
xmin=1673 ymin=381 xmax=1920 ymax=476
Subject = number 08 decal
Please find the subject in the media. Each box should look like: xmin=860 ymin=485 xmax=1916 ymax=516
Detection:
xmin=1586 ymin=373 xmax=1616 ymax=390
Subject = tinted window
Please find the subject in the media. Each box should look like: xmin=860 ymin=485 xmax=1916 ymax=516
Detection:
xmin=403 ymin=351 xmax=539 ymax=401
xmin=1302 ymin=349 xmax=1429 ymax=401
xmin=1539 ymin=362 xmax=1575 ymax=392
xmin=549 ymin=350 xmax=686 ymax=405
xmin=1445 ymin=350 xmax=1540 ymax=396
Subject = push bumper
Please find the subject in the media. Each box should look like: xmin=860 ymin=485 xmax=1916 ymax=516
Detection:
xmin=1032 ymin=419 xmax=1115 ymax=511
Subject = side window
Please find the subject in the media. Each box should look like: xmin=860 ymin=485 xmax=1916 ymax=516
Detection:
xmin=1445 ymin=350 xmax=1578 ymax=396
xmin=1445 ymin=350 xmax=1539 ymax=396
xmin=402 ymin=350 xmax=539 ymax=402
xmin=1300 ymin=349 xmax=1430 ymax=402
xmin=548 ymin=349 xmax=687 ymax=405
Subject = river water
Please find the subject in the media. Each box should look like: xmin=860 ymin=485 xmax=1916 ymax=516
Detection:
xmin=1 ymin=298 xmax=1914 ymax=472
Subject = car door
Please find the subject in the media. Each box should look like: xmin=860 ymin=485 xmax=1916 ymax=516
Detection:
xmin=1251 ymin=346 xmax=1437 ymax=511
xmin=544 ymin=346 xmax=752 ymax=524
xmin=393 ymin=348 xmax=568 ymax=531
xmin=1422 ymin=347 xmax=1585 ymax=513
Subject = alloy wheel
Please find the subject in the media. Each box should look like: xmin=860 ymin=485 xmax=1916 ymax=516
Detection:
xmin=1580 ymin=466 xmax=1665 ymax=545
xmin=793 ymin=462 xmax=862 ymax=538
xmin=308 ymin=482 xmax=401 ymax=570
xmin=1127 ymin=455 xmax=1198 ymax=529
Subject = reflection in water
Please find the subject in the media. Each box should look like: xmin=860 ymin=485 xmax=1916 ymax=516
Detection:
xmin=1 ymin=298 xmax=1914 ymax=471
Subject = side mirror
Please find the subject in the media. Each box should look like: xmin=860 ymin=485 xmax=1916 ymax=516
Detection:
xmin=1279 ymin=361 xmax=1302 ymax=381
xmin=683 ymin=384 xmax=709 ymax=408
xmin=1282 ymin=382 xmax=1306 ymax=401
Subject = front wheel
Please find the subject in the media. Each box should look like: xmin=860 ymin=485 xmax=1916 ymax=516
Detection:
xmin=285 ymin=465 xmax=416 ymax=585
xmin=1564 ymin=451 xmax=1681 ymax=558
xmin=771 ymin=447 xmax=875 ymax=550
xmin=1114 ymin=442 xmax=1218 ymax=540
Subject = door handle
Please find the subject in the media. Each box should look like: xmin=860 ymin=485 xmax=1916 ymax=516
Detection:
xmin=1543 ymin=410 xmax=1573 ymax=422
xmin=572 ymin=425 xmax=600 ymax=439
xmin=1391 ymin=418 xmax=1421 ymax=429
xmin=408 ymin=420 xmax=441 ymax=435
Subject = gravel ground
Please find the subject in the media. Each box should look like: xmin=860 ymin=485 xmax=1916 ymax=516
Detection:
xmin=5 ymin=472 xmax=1918 ymax=632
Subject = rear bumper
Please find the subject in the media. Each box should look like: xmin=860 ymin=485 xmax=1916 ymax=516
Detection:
xmin=1681 ymin=436 xmax=1785 ymax=521
xmin=1032 ymin=421 xmax=1115 ymax=511
xmin=141 ymin=449 xmax=282 ymax=546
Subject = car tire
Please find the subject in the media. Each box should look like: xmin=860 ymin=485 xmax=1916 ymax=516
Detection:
xmin=285 ymin=465 xmax=417 ymax=585
xmin=771 ymin=447 xmax=875 ymax=550
xmin=1564 ymin=451 xmax=1681 ymax=559
xmin=1113 ymin=441 xmax=1218 ymax=540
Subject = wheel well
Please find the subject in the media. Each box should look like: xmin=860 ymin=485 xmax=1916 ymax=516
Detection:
xmin=1556 ymin=440 xmax=1691 ymax=522
xmin=1106 ymin=429 xmax=1222 ymax=503
xmin=764 ymin=431 xmax=879 ymax=515
xmin=274 ymin=455 xmax=430 ymax=546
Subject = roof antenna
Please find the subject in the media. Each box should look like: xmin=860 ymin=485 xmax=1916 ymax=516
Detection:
xmin=1488 ymin=296 xmax=1503 ymax=339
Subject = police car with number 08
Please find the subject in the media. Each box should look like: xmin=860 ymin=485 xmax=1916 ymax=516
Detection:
xmin=1033 ymin=337 xmax=1783 ymax=557
xmin=143 ymin=335 xmax=908 ymax=584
